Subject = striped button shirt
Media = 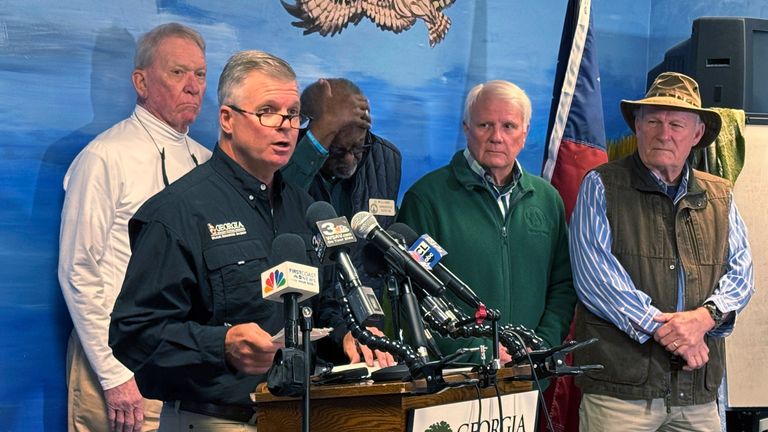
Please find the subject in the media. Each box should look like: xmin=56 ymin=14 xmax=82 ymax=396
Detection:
xmin=569 ymin=169 xmax=754 ymax=343
xmin=463 ymin=148 xmax=521 ymax=217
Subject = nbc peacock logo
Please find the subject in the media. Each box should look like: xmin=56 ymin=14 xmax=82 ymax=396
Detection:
xmin=264 ymin=270 xmax=286 ymax=294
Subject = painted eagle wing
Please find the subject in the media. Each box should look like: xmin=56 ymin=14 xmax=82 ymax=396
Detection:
xmin=281 ymin=0 xmax=366 ymax=37
xmin=433 ymin=0 xmax=457 ymax=12
xmin=360 ymin=0 xmax=418 ymax=34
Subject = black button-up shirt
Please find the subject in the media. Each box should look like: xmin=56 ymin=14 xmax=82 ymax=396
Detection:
xmin=110 ymin=146 xmax=343 ymax=406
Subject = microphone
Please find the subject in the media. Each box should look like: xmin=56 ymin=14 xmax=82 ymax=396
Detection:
xmin=306 ymin=202 xmax=383 ymax=325
xmin=385 ymin=228 xmax=457 ymax=333
xmin=305 ymin=201 xmax=357 ymax=266
xmin=350 ymin=212 xmax=447 ymax=298
xmin=388 ymin=223 xmax=486 ymax=311
xmin=261 ymin=233 xmax=319 ymax=348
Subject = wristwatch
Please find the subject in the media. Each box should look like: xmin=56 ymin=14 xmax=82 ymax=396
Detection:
xmin=702 ymin=301 xmax=724 ymax=328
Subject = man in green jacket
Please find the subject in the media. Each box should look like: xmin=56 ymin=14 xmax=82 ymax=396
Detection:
xmin=397 ymin=80 xmax=576 ymax=365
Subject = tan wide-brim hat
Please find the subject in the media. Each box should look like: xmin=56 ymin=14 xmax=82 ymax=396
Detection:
xmin=620 ymin=72 xmax=722 ymax=149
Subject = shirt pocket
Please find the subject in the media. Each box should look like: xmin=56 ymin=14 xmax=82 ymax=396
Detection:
xmin=203 ymin=239 xmax=277 ymax=326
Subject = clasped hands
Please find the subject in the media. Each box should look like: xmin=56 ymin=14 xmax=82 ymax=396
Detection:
xmin=653 ymin=307 xmax=716 ymax=371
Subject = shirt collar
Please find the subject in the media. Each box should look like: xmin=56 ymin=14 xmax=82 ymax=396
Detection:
xmin=463 ymin=148 xmax=521 ymax=194
xmin=134 ymin=105 xmax=189 ymax=145
xmin=209 ymin=146 xmax=283 ymax=208
xmin=643 ymin=161 xmax=691 ymax=203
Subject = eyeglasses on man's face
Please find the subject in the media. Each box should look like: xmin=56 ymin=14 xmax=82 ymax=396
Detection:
xmin=227 ymin=105 xmax=310 ymax=129
xmin=328 ymin=144 xmax=371 ymax=159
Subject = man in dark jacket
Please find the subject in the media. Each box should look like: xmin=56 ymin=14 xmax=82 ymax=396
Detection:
xmin=283 ymin=78 xmax=401 ymax=229
xmin=109 ymin=51 xmax=392 ymax=429
xmin=282 ymin=78 xmax=402 ymax=313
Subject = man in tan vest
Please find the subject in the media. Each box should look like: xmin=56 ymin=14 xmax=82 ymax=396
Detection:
xmin=569 ymin=72 xmax=754 ymax=431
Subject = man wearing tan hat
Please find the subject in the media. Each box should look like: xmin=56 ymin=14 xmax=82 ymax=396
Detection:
xmin=568 ymin=72 xmax=754 ymax=431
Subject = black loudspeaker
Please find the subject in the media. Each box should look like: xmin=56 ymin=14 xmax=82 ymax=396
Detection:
xmin=691 ymin=18 xmax=747 ymax=109
xmin=649 ymin=17 xmax=768 ymax=120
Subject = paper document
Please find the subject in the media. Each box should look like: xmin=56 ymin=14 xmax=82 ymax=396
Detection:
xmin=331 ymin=360 xmax=382 ymax=377
xmin=270 ymin=327 xmax=332 ymax=343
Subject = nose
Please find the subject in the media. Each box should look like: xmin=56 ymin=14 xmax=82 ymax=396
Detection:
xmin=184 ymin=72 xmax=203 ymax=95
xmin=657 ymin=122 xmax=672 ymax=141
xmin=342 ymin=151 xmax=358 ymax=163
xmin=489 ymin=124 xmax=503 ymax=142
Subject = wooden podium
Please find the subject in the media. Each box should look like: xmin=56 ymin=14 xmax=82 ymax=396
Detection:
xmin=251 ymin=367 xmax=533 ymax=432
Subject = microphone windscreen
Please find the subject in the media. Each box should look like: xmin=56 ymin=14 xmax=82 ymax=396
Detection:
xmin=305 ymin=201 xmax=338 ymax=232
xmin=271 ymin=233 xmax=308 ymax=265
xmin=388 ymin=223 xmax=419 ymax=245
xmin=350 ymin=211 xmax=378 ymax=238
xmin=361 ymin=243 xmax=388 ymax=276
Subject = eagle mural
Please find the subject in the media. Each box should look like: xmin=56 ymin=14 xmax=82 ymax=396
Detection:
xmin=281 ymin=0 xmax=458 ymax=47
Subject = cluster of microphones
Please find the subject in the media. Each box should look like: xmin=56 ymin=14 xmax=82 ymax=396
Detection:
xmin=261 ymin=201 xmax=601 ymax=389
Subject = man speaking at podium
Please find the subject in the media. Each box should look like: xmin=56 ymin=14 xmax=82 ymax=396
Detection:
xmin=109 ymin=50 xmax=373 ymax=430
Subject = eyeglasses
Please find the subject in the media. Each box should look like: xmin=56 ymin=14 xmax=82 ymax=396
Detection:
xmin=328 ymin=144 xmax=371 ymax=159
xmin=227 ymin=105 xmax=309 ymax=129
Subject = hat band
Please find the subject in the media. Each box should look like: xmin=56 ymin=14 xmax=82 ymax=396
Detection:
xmin=648 ymin=90 xmax=699 ymax=106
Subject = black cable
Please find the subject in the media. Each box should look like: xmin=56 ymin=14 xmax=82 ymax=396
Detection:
xmin=493 ymin=379 xmax=504 ymax=430
xmin=472 ymin=381 xmax=482 ymax=427
xmin=159 ymin=148 xmax=169 ymax=187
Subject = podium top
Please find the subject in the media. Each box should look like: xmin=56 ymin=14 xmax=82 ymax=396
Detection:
xmin=251 ymin=365 xmax=533 ymax=408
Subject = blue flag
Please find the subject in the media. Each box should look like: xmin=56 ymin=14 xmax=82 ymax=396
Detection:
xmin=541 ymin=0 xmax=607 ymax=221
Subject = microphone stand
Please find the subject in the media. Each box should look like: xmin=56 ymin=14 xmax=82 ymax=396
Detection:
xmin=385 ymin=273 xmax=403 ymax=343
xmin=283 ymin=293 xmax=300 ymax=348
xmin=399 ymin=276 xmax=430 ymax=362
xmin=300 ymin=306 xmax=313 ymax=432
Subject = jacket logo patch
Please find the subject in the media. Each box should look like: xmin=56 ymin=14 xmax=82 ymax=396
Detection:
xmin=524 ymin=207 xmax=548 ymax=234
xmin=208 ymin=221 xmax=247 ymax=240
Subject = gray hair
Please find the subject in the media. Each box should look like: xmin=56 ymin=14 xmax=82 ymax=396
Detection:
xmin=217 ymin=50 xmax=297 ymax=106
xmin=463 ymin=80 xmax=532 ymax=127
xmin=300 ymin=78 xmax=363 ymax=119
xmin=134 ymin=22 xmax=205 ymax=69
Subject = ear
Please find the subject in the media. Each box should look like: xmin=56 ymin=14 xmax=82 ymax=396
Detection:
xmin=462 ymin=121 xmax=469 ymax=138
xmin=692 ymin=120 xmax=706 ymax=143
xmin=132 ymin=69 xmax=147 ymax=99
xmin=521 ymin=127 xmax=529 ymax=149
xmin=220 ymin=105 xmax=234 ymax=135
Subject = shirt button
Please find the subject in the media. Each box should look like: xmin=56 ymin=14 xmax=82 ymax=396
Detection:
xmin=248 ymin=195 xmax=254 ymax=201
xmin=260 ymin=184 xmax=267 ymax=191
xmin=669 ymin=264 xmax=675 ymax=270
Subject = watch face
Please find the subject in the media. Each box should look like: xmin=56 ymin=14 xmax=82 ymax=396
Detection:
xmin=704 ymin=303 xmax=722 ymax=326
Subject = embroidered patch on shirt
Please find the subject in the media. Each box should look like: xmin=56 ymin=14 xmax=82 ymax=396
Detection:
xmin=208 ymin=221 xmax=247 ymax=240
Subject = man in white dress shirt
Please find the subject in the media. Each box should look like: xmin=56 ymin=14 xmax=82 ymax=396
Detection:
xmin=58 ymin=22 xmax=211 ymax=432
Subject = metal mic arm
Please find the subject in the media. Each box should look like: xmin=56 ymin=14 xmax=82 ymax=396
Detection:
xmin=419 ymin=293 xmax=545 ymax=364
xmin=509 ymin=338 xmax=604 ymax=379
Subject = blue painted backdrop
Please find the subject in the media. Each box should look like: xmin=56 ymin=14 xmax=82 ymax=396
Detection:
xmin=0 ymin=1 xmax=764 ymax=430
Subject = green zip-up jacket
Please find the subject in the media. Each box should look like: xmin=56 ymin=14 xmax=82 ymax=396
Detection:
xmin=397 ymin=151 xmax=576 ymax=361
